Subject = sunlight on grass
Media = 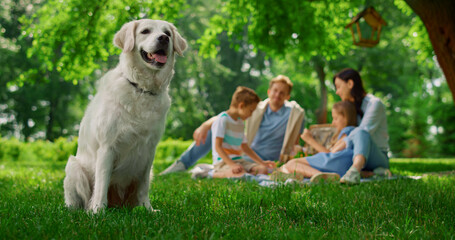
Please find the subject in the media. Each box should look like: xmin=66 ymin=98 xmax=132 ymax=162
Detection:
xmin=389 ymin=158 xmax=455 ymax=176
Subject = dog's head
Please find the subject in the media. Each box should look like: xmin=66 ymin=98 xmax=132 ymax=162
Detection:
xmin=114 ymin=19 xmax=187 ymax=70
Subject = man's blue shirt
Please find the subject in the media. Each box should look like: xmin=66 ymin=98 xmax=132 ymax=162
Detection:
xmin=250 ymin=104 xmax=300 ymax=160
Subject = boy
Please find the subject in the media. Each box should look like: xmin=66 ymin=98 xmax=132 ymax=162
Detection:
xmin=210 ymin=86 xmax=276 ymax=178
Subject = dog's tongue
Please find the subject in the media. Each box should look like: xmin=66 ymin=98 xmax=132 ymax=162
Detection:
xmin=153 ymin=53 xmax=167 ymax=63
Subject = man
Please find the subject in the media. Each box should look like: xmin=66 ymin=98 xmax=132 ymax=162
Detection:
xmin=160 ymin=75 xmax=305 ymax=175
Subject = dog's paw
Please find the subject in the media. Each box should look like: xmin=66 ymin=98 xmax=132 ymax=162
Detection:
xmin=89 ymin=202 xmax=106 ymax=214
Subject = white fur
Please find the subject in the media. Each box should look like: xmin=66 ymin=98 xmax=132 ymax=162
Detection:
xmin=63 ymin=19 xmax=187 ymax=213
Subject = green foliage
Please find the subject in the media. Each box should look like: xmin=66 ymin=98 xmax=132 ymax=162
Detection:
xmin=431 ymin=82 xmax=455 ymax=156
xmin=0 ymin=137 xmax=78 ymax=162
xmin=393 ymin=0 xmax=434 ymax=68
xmin=0 ymin=0 xmax=92 ymax=140
xmin=0 ymin=137 xmax=209 ymax=164
xmin=199 ymin=0 xmax=357 ymax=60
xmin=154 ymin=138 xmax=193 ymax=164
xmin=19 ymin=0 xmax=187 ymax=85
xmin=0 ymin=137 xmax=22 ymax=162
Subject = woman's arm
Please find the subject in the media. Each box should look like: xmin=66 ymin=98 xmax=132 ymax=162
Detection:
xmin=343 ymin=97 xmax=386 ymax=148
xmin=330 ymin=135 xmax=347 ymax=153
xmin=193 ymin=116 xmax=217 ymax=146
xmin=301 ymin=129 xmax=330 ymax=153
xmin=357 ymin=98 xmax=386 ymax=134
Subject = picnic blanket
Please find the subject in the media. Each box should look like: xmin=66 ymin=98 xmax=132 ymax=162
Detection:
xmin=227 ymin=173 xmax=402 ymax=187
xmin=189 ymin=164 xmax=402 ymax=187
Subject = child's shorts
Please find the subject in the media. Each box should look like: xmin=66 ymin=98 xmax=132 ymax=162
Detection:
xmin=213 ymin=159 xmax=259 ymax=173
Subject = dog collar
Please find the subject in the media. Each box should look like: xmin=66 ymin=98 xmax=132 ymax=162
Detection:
xmin=127 ymin=79 xmax=157 ymax=96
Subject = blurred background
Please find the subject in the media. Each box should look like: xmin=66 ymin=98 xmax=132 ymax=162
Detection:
xmin=1 ymin=0 xmax=454 ymax=158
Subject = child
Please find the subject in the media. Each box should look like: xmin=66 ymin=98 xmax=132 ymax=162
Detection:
xmin=210 ymin=86 xmax=276 ymax=178
xmin=274 ymin=101 xmax=357 ymax=182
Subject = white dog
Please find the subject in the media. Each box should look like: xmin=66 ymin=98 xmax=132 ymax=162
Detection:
xmin=63 ymin=19 xmax=187 ymax=213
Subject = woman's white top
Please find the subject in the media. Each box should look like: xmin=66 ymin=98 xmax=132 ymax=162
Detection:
xmin=345 ymin=94 xmax=389 ymax=152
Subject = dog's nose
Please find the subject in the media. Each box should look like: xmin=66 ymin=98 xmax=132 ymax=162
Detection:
xmin=158 ymin=35 xmax=169 ymax=45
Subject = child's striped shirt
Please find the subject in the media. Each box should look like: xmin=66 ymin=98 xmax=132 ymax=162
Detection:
xmin=211 ymin=111 xmax=246 ymax=165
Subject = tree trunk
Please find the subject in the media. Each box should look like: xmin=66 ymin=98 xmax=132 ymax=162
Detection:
xmin=313 ymin=57 xmax=328 ymax=124
xmin=45 ymin=74 xmax=60 ymax=141
xmin=46 ymin=99 xmax=56 ymax=141
xmin=405 ymin=0 xmax=455 ymax=104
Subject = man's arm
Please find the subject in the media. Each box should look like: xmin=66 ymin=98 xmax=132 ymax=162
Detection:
xmin=241 ymin=143 xmax=276 ymax=169
xmin=193 ymin=116 xmax=217 ymax=146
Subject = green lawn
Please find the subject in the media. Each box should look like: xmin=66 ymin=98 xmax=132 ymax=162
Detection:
xmin=1 ymin=158 xmax=454 ymax=239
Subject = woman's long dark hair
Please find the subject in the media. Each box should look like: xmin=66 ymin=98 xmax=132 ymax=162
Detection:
xmin=333 ymin=68 xmax=367 ymax=118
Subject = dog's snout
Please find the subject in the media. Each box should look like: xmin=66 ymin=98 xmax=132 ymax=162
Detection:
xmin=158 ymin=35 xmax=169 ymax=45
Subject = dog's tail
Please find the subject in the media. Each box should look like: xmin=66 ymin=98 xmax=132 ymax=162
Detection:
xmin=64 ymin=156 xmax=91 ymax=210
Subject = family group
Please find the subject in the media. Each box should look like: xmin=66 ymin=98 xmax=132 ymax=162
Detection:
xmin=161 ymin=68 xmax=390 ymax=184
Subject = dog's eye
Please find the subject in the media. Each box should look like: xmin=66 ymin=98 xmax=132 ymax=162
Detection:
xmin=164 ymin=30 xmax=171 ymax=37
xmin=141 ymin=29 xmax=150 ymax=34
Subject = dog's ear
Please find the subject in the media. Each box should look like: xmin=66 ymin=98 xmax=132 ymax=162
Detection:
xmin=114 ymin=21 xmax=138 ymax=53
xmin=171 ymin=24 xmax=187 ymax=56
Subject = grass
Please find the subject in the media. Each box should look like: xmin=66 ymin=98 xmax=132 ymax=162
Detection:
xmin=1 ymin=158 xmax=454 ymax=239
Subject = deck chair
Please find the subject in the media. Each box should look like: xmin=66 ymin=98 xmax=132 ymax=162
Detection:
xmin=304 ymin=124 xmax=339 ymax=156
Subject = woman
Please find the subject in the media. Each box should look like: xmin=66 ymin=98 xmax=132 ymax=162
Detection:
xmin=331 ymin=68 xmax=390 ymax=184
